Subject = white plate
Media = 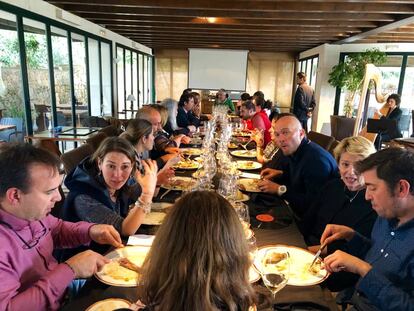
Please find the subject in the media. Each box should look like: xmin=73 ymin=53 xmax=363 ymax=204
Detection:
xmin=254 ymin=245 xmax=329 ymax=286
xmin=142 ymin=212 xmax=166 ymax=225
xmin=151 ymin=202 xmax=173 ymax=211
xmin=237 ymin=178 xmax=261 ymax=193
xmin=86 ymin=298 xmax=131 ymax=311
xmin=234 ymin=191 xmax=250 ymax=202
xmin=231 ymin=150 xmax=257 ymax=158
xmin=95 ymin=246 xmax=151 ymax=287
xmin=172 ymin=160 xmax=199 ymax=170
xmin=161 ymin=176 xmax=197 ymax=191
xmin=249 ymin=265 xmax=260 ymax=283
xmin=180 ymin=148 xmax=202 ymax=156
xmin=236 ymin=160 xmax=262 ymax=171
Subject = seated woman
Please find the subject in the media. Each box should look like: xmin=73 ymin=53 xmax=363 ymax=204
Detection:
xmin=63 ymin=136 xmax=157 ymax=243
xmin=300 ymin=136 xmax=377 ymax=291
xmin=138 ymin=191 xmax=256 ymax=311
xmin=374 ymin=93 xmax=403 ymax=149
xmin=301 ymin=136 xmax=377 ymax=246
xmin=120 ymin=118 xmax=175 ymax=189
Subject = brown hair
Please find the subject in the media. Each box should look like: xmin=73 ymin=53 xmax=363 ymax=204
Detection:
xmin=90 ymin=136 xmax=137 ymax=175
xmin=120 ymin=119 xmax=152 ymax=148
xmin=139 ymin=191 xmax=256 ymax=311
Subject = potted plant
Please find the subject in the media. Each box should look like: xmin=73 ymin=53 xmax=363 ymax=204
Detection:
xmin=328 ymin=48 xmax=387 ymax=118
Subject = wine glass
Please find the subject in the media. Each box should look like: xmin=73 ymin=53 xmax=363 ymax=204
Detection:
xmin=233 ymin=202 xmax=250 ymax=225
xmin=260 ymin=250 xmax=290 ymax=300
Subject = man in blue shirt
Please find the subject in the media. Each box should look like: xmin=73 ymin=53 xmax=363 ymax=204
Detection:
xmin=322 ymin=148 xmax=414 ymax=311
xmin=258 ymin=114 xmax=338 ymax=218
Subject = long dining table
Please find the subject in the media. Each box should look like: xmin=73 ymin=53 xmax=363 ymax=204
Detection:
xmin=61 ymin=139 xmax=339 ymax=311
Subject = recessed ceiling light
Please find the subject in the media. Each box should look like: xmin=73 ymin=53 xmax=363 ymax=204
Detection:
xmin=206 ymin=17 xmax=217 ymax=23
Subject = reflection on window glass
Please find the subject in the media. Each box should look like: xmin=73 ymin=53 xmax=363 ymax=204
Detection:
xmin=310 ymin=58 xmax=318 ymax=89
xmin=51 ymin=26 xmax=71 ymax=127
xmin=0 ymin=10 xmax=25 ymax=140
xmin=23 ymin=18 xmax=51 ymax=133
xmin=88 ymin=38 xmax=100 ymax=116
xmin=138 ymin=53 xmax=143 ymax=105
xmin=143 ymin=55 xmax=148 ymax=104
xmin=148 ymin=57 xmax=153 ymax=103
xmin=132 ymin=52 xmax=138 ymax=109
xmin=117 ymin=47 xmax=125 ymax=117
xmin=125 ymin=49 xmax=132 ymax=112
xmin=101 ymin=41 xmax=111 ymax=116
xmin=401 ymin=56 xmax=414 ymax=136
xmin=71 ymin=33 xmax=88 ymax=126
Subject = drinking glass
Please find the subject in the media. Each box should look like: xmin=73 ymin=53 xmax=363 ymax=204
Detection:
xmin=232 ymin=201 xmax=250 ymax=225
xmin=260 ymin=250 xmax=290 ymax=299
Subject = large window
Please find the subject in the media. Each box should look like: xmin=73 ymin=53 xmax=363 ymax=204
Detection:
xmin=299 ymin=55 xmax=318 ymax=90
xmin=116 ymin=43 xmax=153 ymax=118
xmin=0 ymin=10 xmax=24 ymax=141
xmin=334 ymin=52 xmax=414 ymax=137
xmin=101 ymin=41 xmax=112 ymax=116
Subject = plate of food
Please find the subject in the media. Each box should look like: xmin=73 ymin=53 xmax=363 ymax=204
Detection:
xmin=234 ymin=190 xmax=250 ymax=202
xmin=254 ymin=245 xmax=328 ymax=286
xmin=151 ymin=202 xmax=173 ymax=212
xmin=236 ymin=160 xmax=262 ymax=171
xmin=231 ymin=149 xmax=257 ymax=158
xmin=86 ymin=298 xmax=132 ymax=311
xmin=180 ymin=148 xmax=202 ymax=156
xmin=142 ymin=212 xmax=166 ymax=225
xmin=249 ymin=265 xmax=260 ymax=283
xmin=172 ymin=159 xmax=199 ymax=170
xmin=161 ymin=176 xmax=197 ymax=191
xmin=233 ymin=131 xmax=251 ymax=137
xmin=95 ymin=246 xmax=150 ymax=287
xmin=237 ymin=178 xmax=261 ymax=193
xmin=228 ymin=142 xmax=239 ymax=149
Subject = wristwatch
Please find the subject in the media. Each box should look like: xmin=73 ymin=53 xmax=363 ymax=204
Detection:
xmin=277 ymin=185 xmax=287 ymax=196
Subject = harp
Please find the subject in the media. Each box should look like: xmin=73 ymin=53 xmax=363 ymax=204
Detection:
xmin=354 ymin=64 xmax=390 ymax=142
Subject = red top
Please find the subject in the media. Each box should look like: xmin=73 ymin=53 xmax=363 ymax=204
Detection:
xmin=243 ymin=119 xmax=254 ymax=131
xmin=252 ymin=111 xmax=272 ymax=146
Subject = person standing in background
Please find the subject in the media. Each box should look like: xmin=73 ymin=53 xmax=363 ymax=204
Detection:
xmin=293 ymin=72 xmax=316 ymax=133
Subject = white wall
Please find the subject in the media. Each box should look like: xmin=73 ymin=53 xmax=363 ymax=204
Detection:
xmin=300 ymin=43 xmax=414 ymax=133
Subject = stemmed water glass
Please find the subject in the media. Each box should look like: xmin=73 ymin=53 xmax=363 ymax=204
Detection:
xmin=260 ymin=250 xmax=290 ymax=300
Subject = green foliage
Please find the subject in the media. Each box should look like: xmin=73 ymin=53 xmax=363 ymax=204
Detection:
xmin=328 ymin=49 xmax=387 ymax=92
xmin=0 ymin=87 xmax=25 ymax=119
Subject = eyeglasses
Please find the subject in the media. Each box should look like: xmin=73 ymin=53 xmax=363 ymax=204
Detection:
xmin=0 ymin=220 xmax=48 ymax=249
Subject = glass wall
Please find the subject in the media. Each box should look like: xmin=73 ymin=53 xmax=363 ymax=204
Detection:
xmin=23 ymin=18 xmax=51 ymax=133
xmin=71 ymin=33 xmax=88 ymax=126
xmin=299 ymin=55 xmax=318 ymax=89
xmin=116 ymin=44 xmax=153 ymax=118
xmin=101 ymin=41 xmax=112 ymax=116
xmin=0 ymin=10 xmax=24 ymax=141
xmin=51 ymin=26 xmax=71 ymax=127
xmin=335 ymin=52 xmax=414 ymax=137
xmin=88 ymin=38 xmax=100 ymax=116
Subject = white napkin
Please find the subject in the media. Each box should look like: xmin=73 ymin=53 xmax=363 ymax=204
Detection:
xmin=240 ymin=172 xmax=261 ymax=179
xmin=127 ymin=234 xmax=155 ymax=246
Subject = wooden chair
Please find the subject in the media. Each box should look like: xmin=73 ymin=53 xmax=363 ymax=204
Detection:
xmin=86 ymin=132 xmax=108 ymax=150
xmin=99 ymin=125 xmax=123 ymax=137
xmin=307 ymin=131 xmax=335 ymax=151
xmin=328 ymin=139 xmax=340 ymax=157
xmin=33 ymin=139 xmax=62 ymax=157
xmin=61 ymin=143 xmax=94 ymax=174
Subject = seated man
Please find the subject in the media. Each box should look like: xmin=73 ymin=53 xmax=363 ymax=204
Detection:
xmin=258 ymin=114 xmax=338 ymax=218
xmin=176 ymin=92 xmax=198 ymax=135
xmin=0 ymin=143 xmax=122 ymax=311
xmin=322 ymin=148 xmax=414 ymax=311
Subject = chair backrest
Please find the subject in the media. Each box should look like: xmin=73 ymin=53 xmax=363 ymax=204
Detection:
xmin=33 ymin=139 xmax=62 ymax=157
xmin=307 ymin=131 xmax=335 ymax=151
xmin=0 ymin=117 xmax=23 ymax=131
xmin=328 ymin=139 xmax=340 ymax=157
xmin=99 ymin=125 xmax=123 ymax=137
xmin=82 ymin=116 xmax=110 ymax=128
xmin=61 ymin=143 xmax=94 ymax=174
xmin=86 ymin=132 xmax=108 ymax=150
xmin=330 ymin=115 xmax=356 ymax=141
xmin=399 ymin=114 xmax=411 ymax=133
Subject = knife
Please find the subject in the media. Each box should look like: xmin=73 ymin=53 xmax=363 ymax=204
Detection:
xmin=308 ymin=241 xmax=328 ymax=271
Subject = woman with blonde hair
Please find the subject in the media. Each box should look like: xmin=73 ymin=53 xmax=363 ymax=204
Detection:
xmin=301 ymin=136 xmax=377 ymax=291
xmin=139 ymin=191 xmax=256 ymax=311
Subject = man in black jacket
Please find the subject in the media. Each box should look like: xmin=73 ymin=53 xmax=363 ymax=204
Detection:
xmin=293 ymin=72 xmax=316 ymax=133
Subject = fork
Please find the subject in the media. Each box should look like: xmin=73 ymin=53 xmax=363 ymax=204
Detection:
xmin=239 ymin=138 xmax=253 ymax=150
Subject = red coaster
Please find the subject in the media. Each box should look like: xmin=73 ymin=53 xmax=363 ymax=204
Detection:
xmin=256 ymin=214 xmax=274 ymax=222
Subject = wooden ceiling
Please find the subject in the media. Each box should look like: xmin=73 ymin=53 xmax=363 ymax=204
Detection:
xmin=47 ymin=0 xmax=414 ymax=53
